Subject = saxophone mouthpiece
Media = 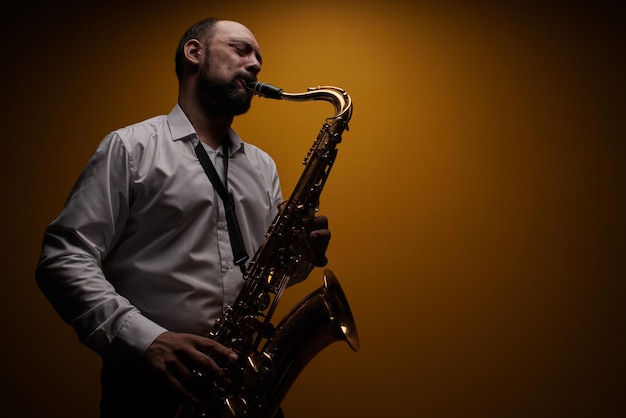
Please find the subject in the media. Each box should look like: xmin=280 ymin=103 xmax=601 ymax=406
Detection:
xmin=247 ymin=81 xmax=283 ymax=100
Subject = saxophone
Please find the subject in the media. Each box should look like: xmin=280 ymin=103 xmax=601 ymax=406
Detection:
xmin=174 ymin=82 xmax=359 ymax=418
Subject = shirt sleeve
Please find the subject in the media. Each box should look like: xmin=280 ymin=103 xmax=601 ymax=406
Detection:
xmin=269 ymin=156 xmax=283 ymax=209
xmin=35 ymin=132 xmax=166 ymax=366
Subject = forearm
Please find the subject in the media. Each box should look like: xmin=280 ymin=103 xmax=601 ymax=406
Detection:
xmin=36 ymin=227 xmax=167 ymax=365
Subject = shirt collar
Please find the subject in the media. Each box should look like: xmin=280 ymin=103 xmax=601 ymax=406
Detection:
xmin=167 ymin=104 xmax=244 ymax=155
xmin=167 ymin=104 xmax=196 ymax=143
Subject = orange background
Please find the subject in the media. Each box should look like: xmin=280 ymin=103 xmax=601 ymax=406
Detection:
xmin=2 ymin=1 xmax=624 ymax=417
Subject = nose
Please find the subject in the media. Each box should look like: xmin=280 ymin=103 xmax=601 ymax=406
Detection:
xmin=246 ymin=55 xmax=262 ymax=76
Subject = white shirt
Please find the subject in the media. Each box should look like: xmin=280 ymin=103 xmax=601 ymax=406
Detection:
xmin=36 ymin=104 xmax=282 ymax=364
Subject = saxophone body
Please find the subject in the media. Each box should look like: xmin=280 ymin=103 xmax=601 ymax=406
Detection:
xmin=174 ymin=82 xmax=359 ymax=418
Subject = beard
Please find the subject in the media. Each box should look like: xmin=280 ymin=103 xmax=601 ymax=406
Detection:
xmin=196 ymin=58 xmax=254 ymax=116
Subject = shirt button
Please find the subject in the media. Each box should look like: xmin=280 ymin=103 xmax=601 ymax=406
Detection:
xmin=218 ymin=221 xmax=227 ymax=230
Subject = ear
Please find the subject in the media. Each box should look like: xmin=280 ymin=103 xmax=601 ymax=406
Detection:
xmin=183 ymin=38 xmax=204 ymax=66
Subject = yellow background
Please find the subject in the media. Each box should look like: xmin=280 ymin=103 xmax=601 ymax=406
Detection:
xmin=2 ymin=0 xmax=624 ymax=417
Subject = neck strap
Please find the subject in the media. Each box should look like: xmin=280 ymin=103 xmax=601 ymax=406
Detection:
xmin=194 ymin=140 xmax=249 ymax=273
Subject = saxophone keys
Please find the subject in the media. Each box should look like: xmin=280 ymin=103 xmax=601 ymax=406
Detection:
xmin=244 ymin=352 xmax=276 ymax=387
xmin=254 ymin=291 xmax=270 ymax=310
xmin=225 ymin=396 xmax=248 ymax=417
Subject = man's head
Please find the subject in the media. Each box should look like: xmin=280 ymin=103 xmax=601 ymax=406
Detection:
xmin=175 ymin=18 xmax=262 ymax=116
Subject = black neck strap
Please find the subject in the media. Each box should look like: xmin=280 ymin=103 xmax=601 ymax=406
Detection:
xmin=194 ymin=140 xmax=249 ymax=273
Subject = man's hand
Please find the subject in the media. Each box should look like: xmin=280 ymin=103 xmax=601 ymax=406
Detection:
xmin=142 ymin=331 xmax=238 ymax=403
xmin=305 ymin=215 xmax=331 ymax=267
xmin=287 ymin=214 xmax=331 ymax=285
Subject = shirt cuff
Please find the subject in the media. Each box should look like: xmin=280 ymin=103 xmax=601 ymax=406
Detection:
xmin=114 ymin=311 xmax=168 ymax=363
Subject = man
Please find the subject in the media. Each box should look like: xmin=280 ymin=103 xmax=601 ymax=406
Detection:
xmin=35 ymin=18 xmax=331 ymax=417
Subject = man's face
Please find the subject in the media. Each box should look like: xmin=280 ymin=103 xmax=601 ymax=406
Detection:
xmin=196 ymin=21 xmax=263 ymax=116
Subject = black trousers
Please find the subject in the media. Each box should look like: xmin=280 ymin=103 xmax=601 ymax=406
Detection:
xmin=100 ymin=363 xmax=285 ymax=418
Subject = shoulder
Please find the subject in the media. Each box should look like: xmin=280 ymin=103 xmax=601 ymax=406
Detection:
xmin=109 ymin=115 xmax=170 ymax=148
xmin=95 ymin=115 xmax=174 ymax=165
xmin=230 ymin=128 xmax=277 ymax=173
xmin=241 ymin=141 xmax=273 ymax=161
xmin=89 ymin=114 xmax=179 ymax=176
xmin=241 ymin=141 xmax=277 ymax=172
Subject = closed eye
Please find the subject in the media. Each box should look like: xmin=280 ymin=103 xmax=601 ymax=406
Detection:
xmin=230 ymin=41 xmax=263 ymax=64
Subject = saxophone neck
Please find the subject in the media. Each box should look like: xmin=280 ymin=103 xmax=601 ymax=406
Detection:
xmin=247 ymin=82 xmax=353 ymax=125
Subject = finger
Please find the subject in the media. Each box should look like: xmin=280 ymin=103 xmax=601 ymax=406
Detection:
xmin=309 ymin=215 xmax=329 ymax=231
xmin=186 ymin=337 xmax=238 ymax=384
xmin=175 ymin=351 xmax=228 ymax=400
xmin=308 ymin=229 xmax=330 ymax=266
xmin=188 ymin=350 xmax=226 ymax=379
xmin=161 ymin=359 xmax=201 ymax=404
xmin=192 ymin=336 xmax=238 ymax=363
xmin=143 ymin=332 xmax=234 ymax=401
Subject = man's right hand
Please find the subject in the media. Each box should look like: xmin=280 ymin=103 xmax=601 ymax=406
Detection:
xmin=142 ymin=331 xmax=239 ymax=403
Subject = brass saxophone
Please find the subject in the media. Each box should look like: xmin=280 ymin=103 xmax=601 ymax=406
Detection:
xmin=174 ymin=82 xmax=359 ymax=418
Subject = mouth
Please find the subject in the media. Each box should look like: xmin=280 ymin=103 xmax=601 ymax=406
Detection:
xmin=237 ymin=75 xmax=256 ymax=94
